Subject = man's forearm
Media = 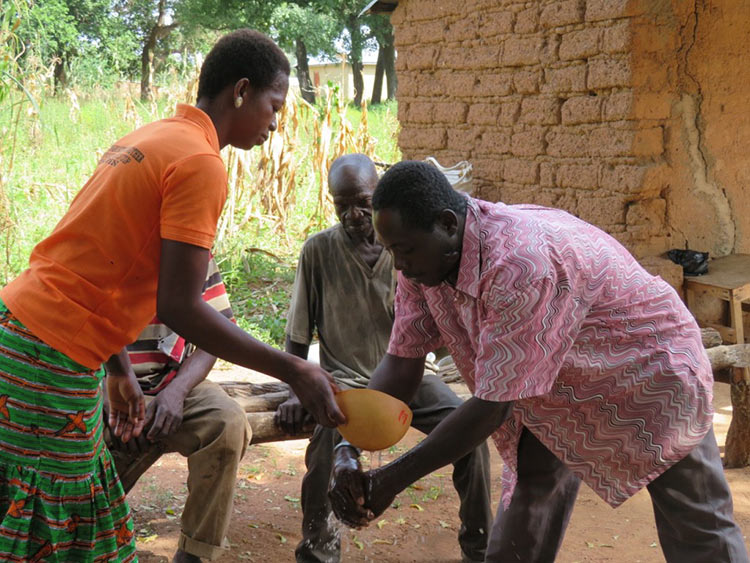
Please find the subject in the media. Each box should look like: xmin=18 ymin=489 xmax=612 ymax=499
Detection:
xmin=368 ymin=353 xmax=426 ymax=404
xmin=376 ymin=397 xmax=511 ymax=494
xmin=168 ymin=347 xmax=216 ymax=396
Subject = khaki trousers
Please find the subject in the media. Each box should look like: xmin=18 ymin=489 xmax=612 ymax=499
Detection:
xmin=105 ymin=380 xmax=250 ymax=560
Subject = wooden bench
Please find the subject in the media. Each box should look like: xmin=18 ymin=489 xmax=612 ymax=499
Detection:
xmin=222 ymin=334 xmax=750 ymax=467
xmin=684 ymin=254 xmax=750 ymax=346
xmin=683 ymin=255 xmax=750 ymax=467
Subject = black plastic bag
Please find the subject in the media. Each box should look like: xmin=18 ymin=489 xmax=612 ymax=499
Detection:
xmin=667 ymin=249 xmax=709 ymax=276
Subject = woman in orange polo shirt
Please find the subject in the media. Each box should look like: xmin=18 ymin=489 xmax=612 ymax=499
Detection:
xmin=0 ymin=29 xmax=344 ymax=562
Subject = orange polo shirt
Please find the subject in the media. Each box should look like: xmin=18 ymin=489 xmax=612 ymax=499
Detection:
xmin=1 ymin=104 xmax=227 ymax=369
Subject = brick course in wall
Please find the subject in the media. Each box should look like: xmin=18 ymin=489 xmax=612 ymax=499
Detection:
xmin=392 ymin=0 xmax=675 ymax=258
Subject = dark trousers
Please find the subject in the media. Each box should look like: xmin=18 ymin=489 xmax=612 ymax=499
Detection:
xmin=296 ymin=374 xmax=493 ymax=563
xmin=485 ymin=427 xmax=749 ymax=563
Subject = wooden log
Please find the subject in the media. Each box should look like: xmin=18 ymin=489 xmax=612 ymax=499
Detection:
xmin=231 ymin=392 xmax=290 ymax=413
xmin=705 ymin=344 xmax=750 ymax=371
xmin=701 ymin=327 xmax=722 ymax=349
xmin=218 ymin=381 xmax=289 ymax=396
xmin=247 ymin=412 xmax=315 ymax=444
xmin=223 ymin=343 xmax=750 ymax=446
xmin=218 ymin=381 xmax=292 ymax=412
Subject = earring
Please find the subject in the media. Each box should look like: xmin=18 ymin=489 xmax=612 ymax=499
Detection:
xmin=234 ymin=96 xmax=243 ymax=108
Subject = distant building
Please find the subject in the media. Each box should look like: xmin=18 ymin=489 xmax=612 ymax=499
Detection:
xmin=306 ymin=51 xmax=382 ymax=103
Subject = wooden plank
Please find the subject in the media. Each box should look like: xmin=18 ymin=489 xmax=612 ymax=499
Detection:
xmin=682 ymin=283 xmax=732 ymax=301
xmin=731 ymin=298 xmax=746 ymax=345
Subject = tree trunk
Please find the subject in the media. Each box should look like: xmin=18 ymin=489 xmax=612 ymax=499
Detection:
xmin=295 ymin=38 xmax=316 ymax=105
xmin=371 ymin=44 xmax=385 ymax=105
xmin=140 ymin=35 xmax=156 ymax=102
xmin=347 ymin=14 xmax=365 ymax=107
xmin=383 ymin=32 xmax=397 ymax=99
xmin=139 ymin=0 xmax=175 ymax=102
xmin=53 ymin=58 xmax=67 ymax=94
xmin=351 ymin=58 xmax=364 ymax=107
xmin=725 ymin=376 xmax=750 ymax=467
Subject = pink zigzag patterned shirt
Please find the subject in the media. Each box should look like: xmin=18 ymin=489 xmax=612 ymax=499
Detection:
xmin=388 ymin=197 xmax=713 ymax=507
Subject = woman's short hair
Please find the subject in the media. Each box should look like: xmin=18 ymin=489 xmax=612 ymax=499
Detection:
xmin=372 ymin=161 xmax=467 ymax=231
xmin=197 ymin=29 xmax=290 ymax=101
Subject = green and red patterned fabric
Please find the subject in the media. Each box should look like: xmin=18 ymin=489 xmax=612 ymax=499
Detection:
xmin=0 ymin=301 xmax=137 ymax=562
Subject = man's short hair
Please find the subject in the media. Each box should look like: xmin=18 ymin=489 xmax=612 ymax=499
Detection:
xmin=372 ymin=161 xmax=467 ymax=231
xmin=197 ymin=29 xmax=290 ymax=101
xmin=329 ymin=153 xmax=376 ymax=177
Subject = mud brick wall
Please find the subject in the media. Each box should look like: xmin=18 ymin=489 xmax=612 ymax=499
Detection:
xmin=390 ymin=0 xmax=750 ymax=264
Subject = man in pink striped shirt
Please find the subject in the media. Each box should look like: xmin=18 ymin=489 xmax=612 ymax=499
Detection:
xmin=329 ymin=161 xmax=749 ymax=562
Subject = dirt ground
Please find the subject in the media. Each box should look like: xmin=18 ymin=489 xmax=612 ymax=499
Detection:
xmin=130 ymin=365 xmax=750 ymax=563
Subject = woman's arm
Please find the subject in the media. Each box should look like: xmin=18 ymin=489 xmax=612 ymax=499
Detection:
xmin=103 ymin=348 xmax=145 ymax=442
xmin=156 ymin=239 xmax=345 ymax=427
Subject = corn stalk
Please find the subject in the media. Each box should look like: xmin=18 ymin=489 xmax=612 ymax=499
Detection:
xmin=0 ymin=0 xmax=30 ymax=284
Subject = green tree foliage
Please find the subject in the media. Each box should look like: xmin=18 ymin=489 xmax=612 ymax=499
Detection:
xmin=5 ymin=0 xmax=397 ymax=106
xmin=22 ymin=0 xmax=77 ymax=89
xmin=271 ymin=2 xmax=338 ymax=104
xmin=13 ymin=0 xmax=135 ymax=91
xmin=112 ymin=0 xmax=181 ymax=100
xmin=180 ymin=0 xmax=339 ymax=105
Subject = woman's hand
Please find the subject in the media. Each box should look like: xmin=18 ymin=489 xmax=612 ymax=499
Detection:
xmin=288 ymin=360 xmax=345 ymax=428
xmin=106 ymin=371 xmax=145 ymax=443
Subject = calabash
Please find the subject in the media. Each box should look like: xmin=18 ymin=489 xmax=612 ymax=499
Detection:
xmin=335 ymin=389 xmax=413 ymax=451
